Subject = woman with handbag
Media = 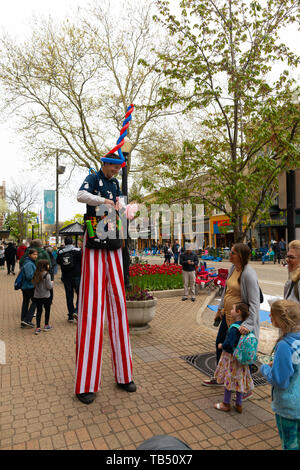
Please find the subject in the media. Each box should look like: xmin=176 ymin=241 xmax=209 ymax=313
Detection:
xmin=202 ymin=243 xmax=260 ymax=401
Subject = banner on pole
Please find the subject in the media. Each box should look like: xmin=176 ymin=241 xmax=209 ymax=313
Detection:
xmin=44 ymin=190 xmax=55 ymax=225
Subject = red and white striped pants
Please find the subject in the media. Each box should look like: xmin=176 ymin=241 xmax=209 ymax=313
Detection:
xmin=74 ymin=240 xmax=133 ymax=394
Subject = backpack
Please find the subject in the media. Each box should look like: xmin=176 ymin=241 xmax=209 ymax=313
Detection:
xmin=60 ymin=250 xmax=75 ymax=271
xmin=230 ymin=323 xmax=258 ymax=365
xmin=14 ymin=269 xmax=24 ymax=290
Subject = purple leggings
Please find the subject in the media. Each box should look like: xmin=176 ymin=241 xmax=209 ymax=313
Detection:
xmin=224 ymin=388 xmax=243 ymax=406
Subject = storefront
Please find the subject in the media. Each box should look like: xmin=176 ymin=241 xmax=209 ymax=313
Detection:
xmin=209 ymin=215 xmax=235 ymax=248
xmin=209 ymin=215 xmax=248 ymax=248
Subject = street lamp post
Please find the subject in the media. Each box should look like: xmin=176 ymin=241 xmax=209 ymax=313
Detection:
xmin=286 ymin=170 xmax=296 ymax=243
xmin=56 ymin=151 xmax=66 ymax=246
xmin=121 ymin=137 xmax=133 ymax=289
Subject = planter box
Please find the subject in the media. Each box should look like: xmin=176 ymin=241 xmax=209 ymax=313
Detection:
xmin=126 ymin=298 xmax=157 ymax=332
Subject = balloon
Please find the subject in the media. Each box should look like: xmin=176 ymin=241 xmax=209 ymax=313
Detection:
xmin=101 ymin=104 xmax=134 ymax=165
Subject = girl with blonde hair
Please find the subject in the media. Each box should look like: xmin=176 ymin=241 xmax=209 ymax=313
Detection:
xmin=284 ymin=240 xmax=300 ymax=304
xmin=260 ymin=299 xmax=300 ymax=450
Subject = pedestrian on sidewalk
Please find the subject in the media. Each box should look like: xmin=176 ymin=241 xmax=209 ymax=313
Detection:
xmin=5 ymin=241 xmax=17 ymax=275
xmin=172 ymin=240 xmax=181 ymax=265
xmin=20 ymin=248 xmax=38 ymax=328
xmin=16 ymin=241 xmax=28 ymax=263
xmin=20 ymin=239 xmax=52 ymax=268
xmin=0 ymin=245 xmax=5 ymax=270
xmin=163 ymin=242 xmax=172 ymax=264
xmin=57 ymin=236 xmax=81 ymax=322
xmin=273 ymin=240 xmax=281 ymax=264
xmin=202 ymin=243 xmax=260 ymax=400
xmin=260 ymin=299 xmax=300 ymax=450
xmin=32 ymin=259 xmax=53 ymax=335
xmin=213 ymin=303 xmax=254 ymax=413
xmin=180 ymin=243 xmax=199 ymax=302
xmin=284 ymin=240 xmax=300 ymax=306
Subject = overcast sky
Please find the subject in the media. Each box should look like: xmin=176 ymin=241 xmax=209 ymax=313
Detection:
xmin=0 ymin=0 xmax=299 ymax=222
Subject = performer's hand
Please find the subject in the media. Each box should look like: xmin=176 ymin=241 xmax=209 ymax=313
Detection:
xmin=104 ymin=199 xmax=115 ymax=207
xmin=218 ymin=343 xmax=223 ymax=350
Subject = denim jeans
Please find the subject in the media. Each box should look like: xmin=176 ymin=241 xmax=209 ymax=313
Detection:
xmin=21 ymin=288 xmax=36 ymax=323
xmin=276 ymin=414 xmax=300 ymax=450
xmin=62 ymin=277 xmax=80 ymax=318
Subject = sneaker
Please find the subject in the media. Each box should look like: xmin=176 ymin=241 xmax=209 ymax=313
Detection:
xmin=233 ymin=391 xmax=253 ymax=401
xmin=202 ymin=378 xmax=224 ymax=387
xmin=21 ymin=320 xmax=34 ymax=328
xmin=242 ymin=391 xmax=253 ymax=401
xmin=68 ymin=318 xmax=74 ymax=323
xmin=73 ymin=313 xmax=78 ymax=320
xmin=35 ymin=328 xmax=42 ymax=335
xmin=182 ymin=297 xmax=188 ymax=301
xmin=191 ymin=298 xmax=196 ymax=302
xmin=44 ymin=325 xmax=53 ymax=331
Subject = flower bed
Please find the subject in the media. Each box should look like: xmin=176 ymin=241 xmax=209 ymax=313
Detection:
xmin=129 ymin=263 xmax=183 ymax=291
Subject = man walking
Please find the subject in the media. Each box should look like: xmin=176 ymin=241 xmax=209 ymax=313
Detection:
xmin=57 ymin=236 xmax=81 ymax=323
xmin=5 ymin=242 xmax=17 ymax=275
xmin=172 ymin=240 xmax=181 ymax=265
xmin=180 ymin=243 xmax=199 ymax=302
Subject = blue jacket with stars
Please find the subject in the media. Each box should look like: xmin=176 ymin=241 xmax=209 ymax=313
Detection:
xmin=78 ymin=169 xmax=122 ymax=216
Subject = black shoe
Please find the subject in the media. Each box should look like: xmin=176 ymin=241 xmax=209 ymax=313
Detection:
xmin=182 ymin=297 xmax=188 ymax=301
xmin=68 ymin=317 xmax=74 ymax=323
xmin=21 ymin=320 xmax=34 ymax=328
xmin=191 ymin=298 xmax=196 ymax=302
xmin=76 ymin=393 xmax=96 ymax=404
xmin=117 ymin=381 xmax=137 ymax=393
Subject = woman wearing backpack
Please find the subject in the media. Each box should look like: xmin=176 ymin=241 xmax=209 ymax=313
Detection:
xmin=20 ymin=248 xmax=38 ymax=328
xmin=213 ymin=303 xmax=254 ymax=413
xmin=284 ymin=240 xmax=300 ymax=305
xmin=202 ymin=243 xmax=260 ymax=402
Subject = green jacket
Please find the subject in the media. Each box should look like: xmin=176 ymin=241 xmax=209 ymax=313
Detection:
xmin=20 ymin=247 xmax=52 ymax=267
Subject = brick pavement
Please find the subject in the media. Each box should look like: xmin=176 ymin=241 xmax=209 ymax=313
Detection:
xmin=0 ymin=267 xmax=282 ymax=450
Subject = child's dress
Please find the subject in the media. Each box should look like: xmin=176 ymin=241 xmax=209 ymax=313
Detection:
xmin=214 ymin=320 xmax=254 ymax=393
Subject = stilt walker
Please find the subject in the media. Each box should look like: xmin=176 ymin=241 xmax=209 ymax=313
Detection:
xmin=75 ymin=105 xmax=136 ymax=404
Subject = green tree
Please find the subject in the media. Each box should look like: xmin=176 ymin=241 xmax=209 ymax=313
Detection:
xmin=5 ymin=211 xmax=37 ymax=242
xmin=61 ymin=213 xmax=84 ymax=229
xmin=148 ymin=0 xmax=300 ymax=242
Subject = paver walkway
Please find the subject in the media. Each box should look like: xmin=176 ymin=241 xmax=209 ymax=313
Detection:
xmin=0 ymin=268 xmax=281 ymax=450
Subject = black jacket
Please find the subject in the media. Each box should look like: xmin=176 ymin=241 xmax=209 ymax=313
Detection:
xmin=180 ymin=252 xmax=199 ymax=272
xmin=57 ymin=245 xmax=81 ymax=279
xmin=4 ymin=244 xmax=17 ymax=262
